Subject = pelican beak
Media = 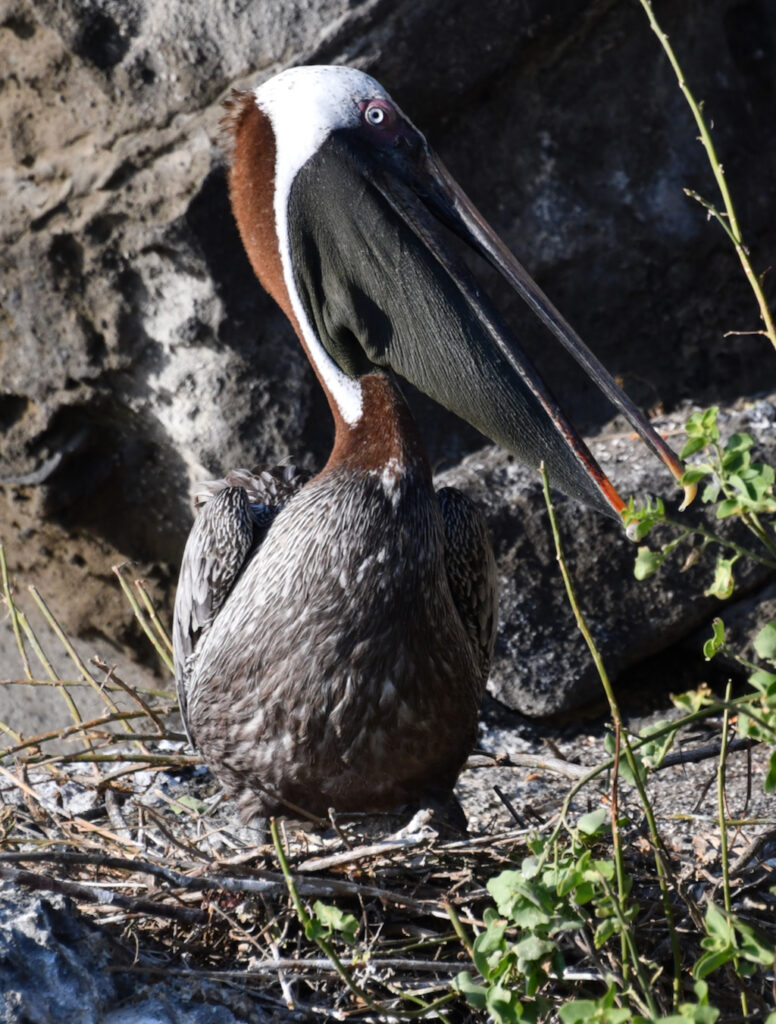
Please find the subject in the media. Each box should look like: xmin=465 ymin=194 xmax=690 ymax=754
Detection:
xmin=393 ymin=145 xmax=694 ymax=515
xmin=286 ymin=121 xmax=693 ymax=518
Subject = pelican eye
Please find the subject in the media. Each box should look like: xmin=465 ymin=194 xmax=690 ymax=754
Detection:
xmin=365 ymin=103 xmax=387 ymax=127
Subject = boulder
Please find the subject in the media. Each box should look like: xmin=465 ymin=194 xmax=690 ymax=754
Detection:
xmin=437 ymin=397 xmax=776 ymax=714
xmin=0 ymin=884 xmax=268 ymax=1023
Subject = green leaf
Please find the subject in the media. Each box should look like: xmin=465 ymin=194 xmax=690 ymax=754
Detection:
xmin=558 ymin=992 xmax=631 ymax=1024
xmin=693 ymin=947 xmax=735 ymax=979
xmin=311 ymin=901 xmax=358 ymax=942
xmin=733 ymin=916 xmax=774 ymax=965
xmin=701 ymin=477 xmax=721 ymax=504
xmin=725 ymin=432 xmax=754 ymax=454
xmin=765 ymin=750 xmax=776 ymax=793
xmin=453 ymin=971 xmax=487 ymax=1010
xmin=593 ymin=918 xmax=617 ymax=948
xmin=638 ymin=720 xmax=679 ymax=767
xmin=704 ymin=901 xmax=734 ymax=943
xmin=681 ymin=464 xmax=713 ymax=483
xmin=680 ymin=435 xmax=707 ymax=459
xmin=704 ymin=557 xmax=736 ymax=600
xmin=672 ymin=685 xmax=713 ymax=712
xmin=754 ymin=620 xmax=776 ymax=662
xmin=559 ymin=1000 xmax=598 ymax=1024
xmin=715 ymin=498 xmax=741 ymax=519
xmin=703 ymin=618 xmax=726 ymax=660
xmin=513 ymin=934 xmax=555 ymax=963
xmin=170 ymin=794 xmax=210 ymax=815
xmin=475 ymin=911 xmax=508 ymax=955
xmin=634 ymin=546 xmax=664 ymax=580
xmin=748 ymin=668 xmax=776 ymax=694
xmin=577 ymin=807 xmax=609 ymax=836
xmin=486 ymin=982 xmax=523 ymax=1024
xmin=700 ymin=407 xmax=720 ymax=437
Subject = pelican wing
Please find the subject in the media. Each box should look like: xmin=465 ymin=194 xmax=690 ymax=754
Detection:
xmin=173 ymin=467 xmax=306 ymax=745
xmin=437 ymin=487 xmax=498 ymax=687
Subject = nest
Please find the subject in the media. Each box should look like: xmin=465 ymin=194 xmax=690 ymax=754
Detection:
xmin=1 ymin=557 xmax=775 ymax=1021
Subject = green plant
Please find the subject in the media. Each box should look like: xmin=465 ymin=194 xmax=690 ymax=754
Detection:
xmin=452 ymin=817 xmax=657 ymax=1024
xmin=624 ymin=407 xmax=776 ymax=599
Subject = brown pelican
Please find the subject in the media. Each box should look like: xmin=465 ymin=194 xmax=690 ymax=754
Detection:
xmin=173 ymin=65 xmax=687 ymax=823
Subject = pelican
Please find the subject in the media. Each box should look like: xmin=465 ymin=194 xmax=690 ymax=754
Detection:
xmin=173 ymin=65 xmax=687 ymax=823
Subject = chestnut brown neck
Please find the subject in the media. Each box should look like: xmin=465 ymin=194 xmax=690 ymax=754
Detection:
xmin=227 ymin=93 xmax=355 ymax=440
xmin=325 ymin=373 xmax=430 ymax=480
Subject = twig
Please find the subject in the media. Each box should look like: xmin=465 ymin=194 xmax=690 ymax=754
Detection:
xmin=541 ymin=462 xmax=673 ymax=1014
xmin=16 ymin=608 xmax=89 ymax=748
xmin=0 ymin=864 xmax=208 ymax=925
xmin=0 ymin=544 xmax=32 ymax=679
xmin=296 ymin=833 xmax=433 ymax=873
xmin=113 ymin=564 xmax=174 ymax=674
xmin=133 ymin=577 xmax=174 ymax=654
xmin=728 ymin=826 xmax=776 ymax=877
xmin=465 ymin=750 xmax=589 ymax=781
xmin=0 ymin=710 xmax=151 ymax=762
xmin=659 ymin=736 xmax=758 ymax=770
xmin=27 ymin=587 xmax=130 ymax=739
xmin=91 ymin=657 xmax=166 ymax=737
xmin=638 ymin=0 xmax=776 ymax=350
xmin=271 ymin=818 xmax=456 ymax=1022
xmin=0 ymin=850 xmax=441 ymax=915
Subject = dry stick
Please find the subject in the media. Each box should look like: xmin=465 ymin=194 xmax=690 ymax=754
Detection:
xmin=610 ymin=718 xmax=630 ymax=985
xmin=0 ymin=718 xmax=21 ymax=743
xmin=113 ymin=565 xmax=174 ymax=674
xmin=0 ymin=763 xmax=63 ymax=819
xmin=119 ymin=959 xmax=465 ymax=979
xmin=540 ymin=464 xmax=671 ymax=1015
xmin=0 ymin=544 xmax=32 ymax=679
xmin=0 ymin=864 xmax=208 ymax=925
xmin=28 ymin=587 xmax=130 ymax=737
xmin=638 ymin=0 xmax=776 ymax=351
xmin=465 ymin=750 xmax=589 ymax=781
xmin=15 ymin=607 xmax=90 ymax=752
xmin=270 ymin=818 xmax=457 ymax=1023
xmin=91 ymin=657 xmax=166 ymax=737
xmin=0 ymin=676 xmax=176 ymax=700
xmin=133 ymin=578 xmax=173 ymax=654
xmin=0 ymin=849 xmax=439 ymax=916
xmin=297 ymin=833 xmax=434 ymax=873
xmin=660 ymin=736 xmax=757 ymax=769
xmin=0 ymin=709 xmax=150 ymax=761
xmin=34 ymin=751 xmax=196 ymax=768
xmin=22 ymin=588 xmax=124 ymax=767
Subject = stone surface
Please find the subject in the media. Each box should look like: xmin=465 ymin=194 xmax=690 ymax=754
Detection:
xmin=437 ymin=397 xmax=776 ymax=715
xmin=0 ymin=884 xmax=266 ymax=1023
xmin=1 ymin=0 xmax=775 ymax=706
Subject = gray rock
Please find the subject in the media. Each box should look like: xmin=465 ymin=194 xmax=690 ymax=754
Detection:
xmin=437 ymin=397 xmax=776 ymax=714
xmin=0 ymin=884 xmax=272 ymax=1023
xmin=0 ymin=885 xmax=113 ymax=1024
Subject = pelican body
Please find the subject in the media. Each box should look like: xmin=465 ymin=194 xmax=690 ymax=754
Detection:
xmin=173 ymin=66 xmax=686 ymax=822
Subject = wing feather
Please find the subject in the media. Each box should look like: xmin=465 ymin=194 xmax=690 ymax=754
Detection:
xmin=173 ymin=466 xmax=307 ymax=744
xmin=437 ymin=486 xmax=498 ymax=685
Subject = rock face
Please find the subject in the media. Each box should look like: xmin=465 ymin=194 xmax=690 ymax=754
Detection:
xmin=0 ymin=885 xmax=266 ymax=1023
xmin=439 ymin=398 xmax=776 ymax=715
xmin=1 ymin=0 xmax=775 ymax=707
